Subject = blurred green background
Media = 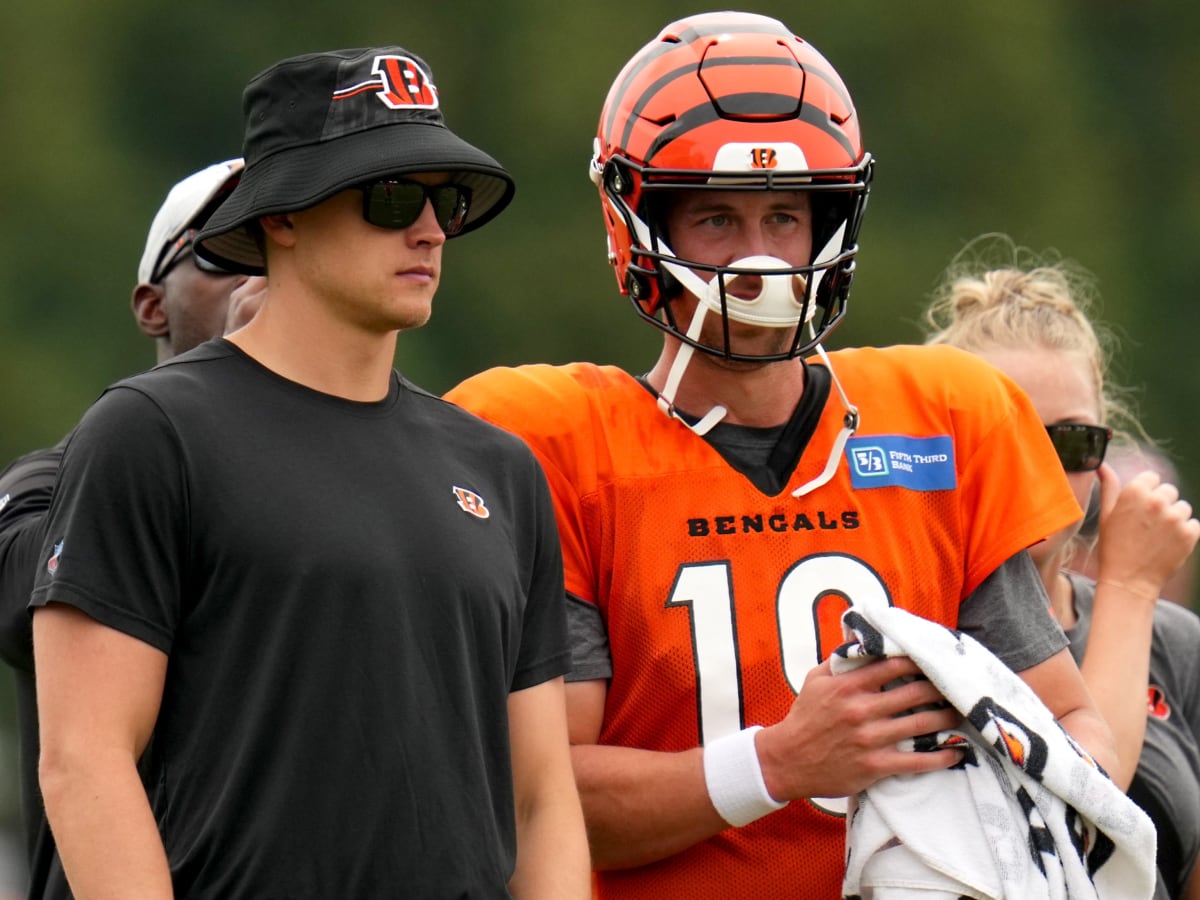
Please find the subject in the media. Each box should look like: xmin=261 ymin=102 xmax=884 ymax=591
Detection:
xmin=2 ymin=0 xmax=1197 ymax=884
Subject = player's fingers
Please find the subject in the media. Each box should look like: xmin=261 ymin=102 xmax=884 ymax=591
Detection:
xmin=874 ymin=674 xmax=947 ymax=716
xmin=883 ymin=745 xmax=965 ymax=776
xmin=846 ymin=655 xmax=923 ymax=690
xmin=884 ymin=706 xmax=961 ymax=743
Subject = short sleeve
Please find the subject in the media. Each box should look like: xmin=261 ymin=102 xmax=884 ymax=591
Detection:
xmin=29 ymin=387 xmax=189 ymax=653
xmin=509 ymin=451 xmax=572 ymax=692
xmin=957 ymin=551 xmax=1068 ymax=671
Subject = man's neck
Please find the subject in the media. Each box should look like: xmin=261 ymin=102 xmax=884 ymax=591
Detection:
xmin=645 ymin=342 xmax=807 ymax=428
xmin=227 ymin=292 xmax=399 ymax=402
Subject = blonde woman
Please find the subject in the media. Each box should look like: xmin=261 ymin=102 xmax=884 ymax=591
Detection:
xmin=924 ymin=236 xmax=1200 ymax=900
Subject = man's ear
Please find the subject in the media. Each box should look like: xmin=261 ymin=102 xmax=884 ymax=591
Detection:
xmin=131 ymin=283 xmax=169 ymax=339
xmin=260 ymin=213 xmax=297 ymax=249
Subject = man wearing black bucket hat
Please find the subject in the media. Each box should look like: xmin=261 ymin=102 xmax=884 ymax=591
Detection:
xmin=29 ymin=47 xmax=589 ymax=899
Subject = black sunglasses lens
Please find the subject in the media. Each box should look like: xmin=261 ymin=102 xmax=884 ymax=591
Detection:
xmin=365 ymin=181 xmax=427 ymax=229
xmin=1047 ymin=425 xmax=1110 ymax=472
xmin=363 ymin=180 xmax=471 ymax=234
xmin=428 ymin=186 xmax=469 ymax=235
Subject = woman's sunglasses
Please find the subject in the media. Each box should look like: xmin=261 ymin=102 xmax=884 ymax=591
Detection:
xmin=1045 ymin=423 xmax=1112 ymax=473
xmin=359 ymin=179 xmax=471 ymax=235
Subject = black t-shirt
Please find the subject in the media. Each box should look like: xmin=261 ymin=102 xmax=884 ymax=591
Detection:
xmin=0 ymin=439 xmax=71 ymax=898
xmin=31 ymin=340 xmax=570 ymax=898
xmin=0 ymin=441 xmax=64 ymax=670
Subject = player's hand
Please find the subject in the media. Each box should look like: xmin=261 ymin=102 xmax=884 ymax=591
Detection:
xmin=755 ymin=656 xmax=962 ymax=802
xmin=1094 ymin=465 xmax=1200 ymax=603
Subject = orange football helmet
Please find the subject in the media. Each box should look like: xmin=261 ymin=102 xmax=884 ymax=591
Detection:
xmin=590 ymin=11 xmax=873 ymax=360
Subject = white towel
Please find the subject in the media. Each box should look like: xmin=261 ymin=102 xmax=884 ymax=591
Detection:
xmin=831 ymin=605 xmax=1156 ymax=900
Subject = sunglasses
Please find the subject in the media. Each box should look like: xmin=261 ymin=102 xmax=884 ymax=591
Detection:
xmin=359 ymin=179 xmax=471 ymax=235
xmin=151 ymin=229 xmax=235 ymax=283
xmin=1045 ymin=423 xmax=1112 ymax=473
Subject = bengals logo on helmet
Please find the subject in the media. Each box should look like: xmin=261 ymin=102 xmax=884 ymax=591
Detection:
xmin=452 ymin=486 xmax=490 ymax=520
xmin=332 ymin=55 xmax=439 ymax=110
xmin=749 ymin=148 xmax=778 ymax=169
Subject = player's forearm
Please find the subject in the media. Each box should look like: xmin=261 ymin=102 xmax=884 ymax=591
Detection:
xmin=571 ymin=743 xmax=729 ymax=870
xmin=41 ymin=750 xmax=172 ymax=899
xmin=1078 ymin=581 xmax=1157 ymax=790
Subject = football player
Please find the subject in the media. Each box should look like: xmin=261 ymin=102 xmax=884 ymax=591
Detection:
xmin=446 ymin=11 xmax=1118 ymax=897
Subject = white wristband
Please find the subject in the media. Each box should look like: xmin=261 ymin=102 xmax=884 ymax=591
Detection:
xmin=703 ymin=725 xmax=788 ymax=827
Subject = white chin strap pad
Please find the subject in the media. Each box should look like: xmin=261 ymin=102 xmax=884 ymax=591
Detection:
xmin=661 ymin=255 xmax=811 ymax=330
xmin=704 ymin=256 xmax=813 ymax=328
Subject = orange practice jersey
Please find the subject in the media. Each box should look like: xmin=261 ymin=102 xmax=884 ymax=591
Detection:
xmin=446 ymin=344 xmax=1082 ymax=899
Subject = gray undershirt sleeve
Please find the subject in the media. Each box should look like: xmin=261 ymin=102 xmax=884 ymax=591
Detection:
xmin=565 ymin=592 xmax=612 ymax=682
xmin=957 ymin=550 xmax=1068 ymax=672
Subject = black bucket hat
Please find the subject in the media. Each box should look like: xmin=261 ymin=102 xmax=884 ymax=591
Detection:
xmin=195 ymin=47 xmax=515 ymax=274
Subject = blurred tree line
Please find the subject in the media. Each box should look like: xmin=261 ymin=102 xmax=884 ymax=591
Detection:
xmin=1 ymin=0 xmax=1197 ymax=874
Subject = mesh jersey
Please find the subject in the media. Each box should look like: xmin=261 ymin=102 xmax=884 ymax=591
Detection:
xmin=447 ymin=344 xmax=1082 ymax=899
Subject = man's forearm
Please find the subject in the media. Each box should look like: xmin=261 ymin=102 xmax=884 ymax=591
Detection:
xmin=571 ymin=742 xmax=728 ymax=870
xmin=508 ymin=785 xmax=591 ymax=899
xmin=42 ymin=752 xmax=173 ymax=899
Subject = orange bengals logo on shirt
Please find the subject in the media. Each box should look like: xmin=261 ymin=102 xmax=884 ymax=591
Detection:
xmin=452 ymin=486 xmax=490 ymax=519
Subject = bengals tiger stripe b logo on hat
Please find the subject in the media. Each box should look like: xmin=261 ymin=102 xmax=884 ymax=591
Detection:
xmin=331 ymin=55 xmax=439 ymax=109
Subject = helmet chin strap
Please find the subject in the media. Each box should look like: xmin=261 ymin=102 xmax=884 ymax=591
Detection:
xmin=648 ymin=239 xmax=726 ymax=434
xmin=792 ymin=336 xmax=859 ymax=497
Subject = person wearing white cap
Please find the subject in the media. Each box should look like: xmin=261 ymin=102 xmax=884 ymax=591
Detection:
xmin=0 ymin=158 xmax=248 ymax=900
xmin=30 ymin=45 xmax=588 ymax=899
xmin=133 ymin=158 xmax=249 ymax=361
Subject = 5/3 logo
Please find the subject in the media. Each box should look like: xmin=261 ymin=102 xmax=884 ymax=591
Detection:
xmin=666 ymin=552 xmax=893 ymax=816
xmin=851 ymin=446 xmax=889 ymax=477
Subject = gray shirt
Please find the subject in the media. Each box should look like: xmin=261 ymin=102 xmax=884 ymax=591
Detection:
xmin=1065 ymin=572 xmax=1200 ymax=899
